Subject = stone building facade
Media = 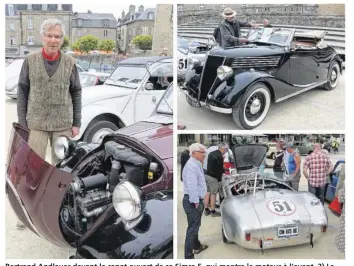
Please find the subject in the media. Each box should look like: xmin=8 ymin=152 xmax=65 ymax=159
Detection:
xmin=151 ymin=4 xmax=173 ymax=56
xmin=71 ymin=12 xmax=117 ymax=44
xmin=117 ymin=5 xmax=155 ymax=52
xmin=177 ymin=4 xmax=345 ymax=28
xmin=5 ymin=4 xmax=73 ymax=57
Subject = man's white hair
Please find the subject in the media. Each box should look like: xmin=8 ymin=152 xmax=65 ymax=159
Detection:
xmin=189 ymin=143 xmax=206 ymax=153
xmin=40 ymin=19 xmax=65 ymax=37
xmin=218 ymin=142 xmax=228 ymax=149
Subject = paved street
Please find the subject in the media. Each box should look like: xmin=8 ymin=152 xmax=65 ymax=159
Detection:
xmin=176 ymin=152 xmax=345 ymax=259
xmin=5 ymin=98 xmax=74 ymax=259
xmin=177 ymin=73 xmax=345 ymax=130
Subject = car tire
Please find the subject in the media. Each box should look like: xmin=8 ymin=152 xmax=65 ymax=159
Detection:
xmin=83 ymin=120 xmax=119 ymax=144
xmin=324 ymin=61 xmax=340 ymax=90
xmin=222 ymin=228 xmax=233 ymax=244
xmin=185 ymin=94 xmax=199 ymax=107
xmin=232 ymin=83 xmax=271 ymax=129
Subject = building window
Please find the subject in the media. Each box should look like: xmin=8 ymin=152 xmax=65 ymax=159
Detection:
xmin=32 ymin=4 xmax=42 ymax=11
xmin=48 ymin=4 xmax=58 ymax=11
xmin=28 ymin=17 xmax=33 ymax=29
xmin=242 ymin=4 xmax=247 ymax=7
xmin=199 ymin=4 xmax=205 ymax=10
xmin=62 ymin=4 xmax=72 ymax=11
xmin=148 ymin=12 xmax=154 ymax=19
xmin=142 ymin=25 xmax=148 ymax=34
xmin=103 ymin=20 xmax=109 ymax=27
xmin=8 ymin=5 xmax=14 ymax=16
xmin=178 ymin=5 xmax=183 ymax=11
xmin=17 ymin=4 xmax=27 ymax=10
xmin=129 ymin=29 xmax=131 ymax=36
xmin=28 ymin=36 xmax=34 ymax=45
xmin=255 ymin=8 xmax=258 ymax=13
xmin=9 ymin=21 xmax=15 ymax=31
xmin=132 ymin=27 xmax=136 ymax=36
xmin=77 ymin=19 xmax=83 ymax=27
xmin=221 ymin=4 xmax=225 ymax=9
xmin=104 ymin=30 xmax=108 ymax=36
xmin=10 ymin=36 xmax=16 ymax=45
xmin=78 ymin=30 xmax=82 ymax=37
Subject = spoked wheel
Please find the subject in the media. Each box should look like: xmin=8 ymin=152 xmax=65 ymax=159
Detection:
xmin=232 ymin=82 xmax=271 ymax=129
xmin=324 ymin=61 xmax=340 ymax=90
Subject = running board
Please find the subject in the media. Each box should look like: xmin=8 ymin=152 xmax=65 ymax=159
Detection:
xmin=276 ymin=81 xmax=328 ymax=103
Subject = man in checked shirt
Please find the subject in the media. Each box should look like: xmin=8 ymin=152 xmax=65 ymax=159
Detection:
xmin=182 ymin=143 xmax=209 ymax=259
xmin=303 ymin=143 xmax=333 ymax=204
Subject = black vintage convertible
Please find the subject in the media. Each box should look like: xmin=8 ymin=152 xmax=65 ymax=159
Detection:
xmin=181 ymin=27 xmax=344 ymax=129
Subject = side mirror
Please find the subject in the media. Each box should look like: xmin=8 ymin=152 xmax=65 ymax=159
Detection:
xmin=145 ymin=82 xmax=154 ymax=90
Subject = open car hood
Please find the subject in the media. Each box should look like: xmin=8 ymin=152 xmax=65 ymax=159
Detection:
xmin=232 ymin=144 xmax=268 ymax=170
xmin=6 ymin=123 xmax=73 ymax=247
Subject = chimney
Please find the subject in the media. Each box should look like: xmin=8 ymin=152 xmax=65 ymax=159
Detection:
xmin=121 ymin=10 xmax=125 ymax=19
xmin=129 ymin=5 xmax=136 ymax=15
xmin=138 ymin=5 xmax=144 ymax=13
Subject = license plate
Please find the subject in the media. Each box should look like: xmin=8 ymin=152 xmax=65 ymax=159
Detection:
xmin=277 ymin=226 xmax=298 ymax=238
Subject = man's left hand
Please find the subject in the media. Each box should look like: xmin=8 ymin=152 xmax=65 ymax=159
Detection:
xmin=71 ymin=126 xmax=80 ymax=138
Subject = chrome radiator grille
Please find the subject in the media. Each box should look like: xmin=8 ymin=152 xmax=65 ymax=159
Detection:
xmin=231 ymin=56 xmax=281 ymax=68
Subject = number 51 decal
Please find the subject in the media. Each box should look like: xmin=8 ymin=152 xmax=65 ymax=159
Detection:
xmin=179 ymin=58 xmax=188 ymax=70
xmin=267 ymin=199 xmax=296 ymax=216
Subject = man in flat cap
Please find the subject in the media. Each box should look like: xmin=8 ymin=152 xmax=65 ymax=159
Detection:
xmin=218 ymin=7 xmax=256 ymax=49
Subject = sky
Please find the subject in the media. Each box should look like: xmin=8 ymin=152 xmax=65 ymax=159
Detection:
xmin=72 ymin=4 xmax=157 ymax=20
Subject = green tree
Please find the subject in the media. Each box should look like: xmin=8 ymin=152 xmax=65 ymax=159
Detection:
xmin=98 ymin=39 xmax=116 ymax=53
xmin=61 ymin=36 xmax=70 ymax=50
xmin=71 ymin=35 xmax=99 ymax=53
xmin=131 ymin=35 xmax=152 ymax=52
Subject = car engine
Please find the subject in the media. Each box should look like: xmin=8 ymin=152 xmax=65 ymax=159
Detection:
xmin=59 ymin=141 xmax=162 ymax=245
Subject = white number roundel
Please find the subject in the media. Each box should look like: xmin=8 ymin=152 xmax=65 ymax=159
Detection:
xmin=267 ymin=199 xmax=296 ymax=216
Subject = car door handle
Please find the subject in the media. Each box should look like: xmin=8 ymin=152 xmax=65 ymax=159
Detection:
xmin=152 ymin=96 xmax=156 ymax=103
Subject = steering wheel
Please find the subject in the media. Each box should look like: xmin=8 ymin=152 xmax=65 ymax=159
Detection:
xmin=234 ymin=180 xmax=252 ymax=194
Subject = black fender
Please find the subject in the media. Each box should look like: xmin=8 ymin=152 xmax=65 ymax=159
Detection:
xmin=213 ymin=70 xmax=275 ymax=107
xmin=75 ymin=190 xmax=173 ymax=259
xmin=331 ymin=53 xmax=344 ymax=74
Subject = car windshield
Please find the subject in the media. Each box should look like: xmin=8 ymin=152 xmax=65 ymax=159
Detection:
xmin=79 ymin=73 xmax=98 ymax=87
xmin=105 ymin=66 xmax=147 ymax=89
xmin=156 ymin=85 xmax=173 ymax=115
xmin=178 ymin=38 xmax=189 ymax=55
xmin=248 ymin=27 xmax=293 ymax=46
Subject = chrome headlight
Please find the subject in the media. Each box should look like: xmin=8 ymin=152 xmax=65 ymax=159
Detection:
xmin=112 ymin=181 xmax=143 ymax=221
xmin=217 ymin=66 xmax=233 ymax=80
xmin=54 ymin=135 xmax=70 ymax=160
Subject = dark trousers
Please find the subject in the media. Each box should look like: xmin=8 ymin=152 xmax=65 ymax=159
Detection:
xmin=308 ymin=182 xmax=325 ymax=205
xmin=183 ymin=195 xmax=203 ymax=259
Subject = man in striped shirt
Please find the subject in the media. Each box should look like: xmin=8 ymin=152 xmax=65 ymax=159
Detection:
xmin=182 ymin=143 xmax=209 ymax=259
xmin=303 ymin=143 xmax=333 ymax=204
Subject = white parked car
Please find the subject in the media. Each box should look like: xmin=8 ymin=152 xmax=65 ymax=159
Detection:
xmin=266 ymin=142 xmax=278 ymax=160
xmin=74 ymin=56 xmax=173 ymax=144
xmin=5 ymin=58 xmax=85 ymax=99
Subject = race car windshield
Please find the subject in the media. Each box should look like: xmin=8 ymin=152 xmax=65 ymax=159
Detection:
xmin=248 ymin=28 xmax=293 ymax=46
xmin=178 ymin=38 xmax=189 ymax=55
xmin=156 ymin=85 xmax=173 ymax=115
xmin=106 ymin=66 xmax=147 ymax=89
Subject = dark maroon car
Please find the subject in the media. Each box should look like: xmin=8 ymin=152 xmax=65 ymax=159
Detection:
xmin=5 ymin=87 xmax=173 ymax=259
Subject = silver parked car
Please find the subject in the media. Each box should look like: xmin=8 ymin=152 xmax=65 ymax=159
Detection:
xmin=221 ymin=144 xmax=328 ymax=252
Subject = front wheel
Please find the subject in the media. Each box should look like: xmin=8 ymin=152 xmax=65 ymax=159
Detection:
xmin=83 ymin=120 xmax=119 ymax=144
xmin=324 ymin=61 xmax=340 ymax=90
xmin=232 ymin=83 xmax=271 ymax=129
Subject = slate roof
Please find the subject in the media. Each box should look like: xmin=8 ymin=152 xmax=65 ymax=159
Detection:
xmin=121 ymin=8 xmax=156 ymax=26
xmin=74 ymin=13 xmax=116 ymax=21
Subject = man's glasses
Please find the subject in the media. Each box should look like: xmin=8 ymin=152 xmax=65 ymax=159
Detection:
xmin=44 ymin=34 xmax=63 ymax=40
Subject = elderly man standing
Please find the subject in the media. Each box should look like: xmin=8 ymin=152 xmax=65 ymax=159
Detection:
xmin=182 ymin=143 xmax=209 ymax=259
xmin=219 ymin=7 xmax=256 ymax=48
xmin=303 ymin=143 xmax=333 ymax=204
xmin=17 ymin=19 xmax=82 ymax=164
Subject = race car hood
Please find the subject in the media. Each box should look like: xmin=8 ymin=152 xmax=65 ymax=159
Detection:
xmin=82 ymin=84 xmax=134 ymax=106
xmin=232 ymin=144 xmax=268 ymax=170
